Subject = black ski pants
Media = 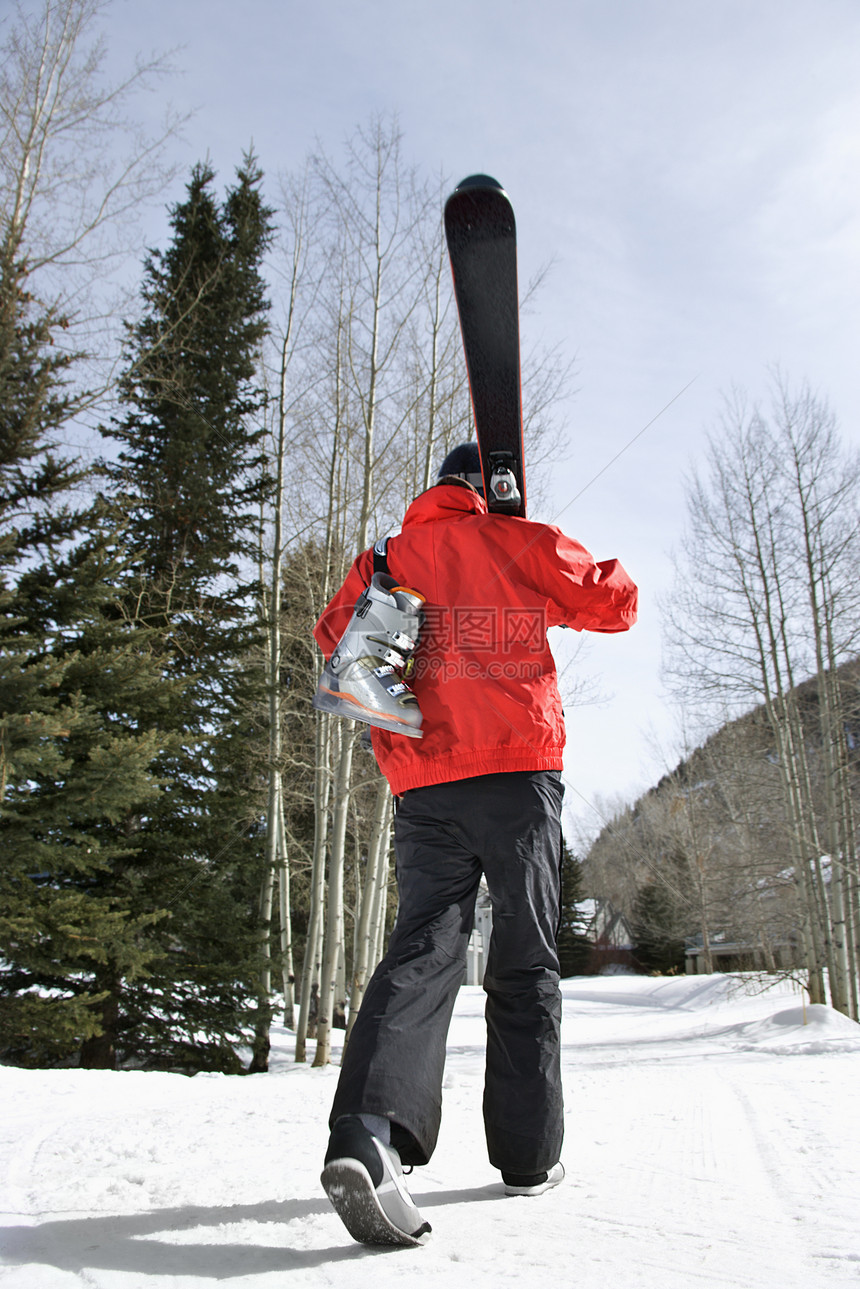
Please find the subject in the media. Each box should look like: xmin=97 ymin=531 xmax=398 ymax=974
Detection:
xmin=329 ymin=769 xmax=564 ymax=1174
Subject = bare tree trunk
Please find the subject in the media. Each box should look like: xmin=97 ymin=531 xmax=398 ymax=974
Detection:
xmin=346 ymin=780 xmax=393 ymax=1040
xmin=418 ymin=220 xmax=453 ymax=494
xmin=264 ymin=204 xmax=310 ymax=1031
xmin=313 ymin=724 xmax=355 ymax=1066
xmin=247 ymin=859 xmax=275 ymax=1073
xmin=295 ymin=240 xmax=343 ymax=1063
xmin=296 ymin=711 xmax=330 ymax=1061
xmin=334 ymin=940 xmax=347 ymax=1031
xmin=697 ymin=879 xmax=714 ymax=974
xmin=769 ymin=702 xmax=827 ymax=1003
xmin=277 ymin=784 xmax=295 ymax=1028
xmin=373 ymin=846 xmax=392 ymax=969
xmin=776 ymin=392 xmax=858 ymax=1012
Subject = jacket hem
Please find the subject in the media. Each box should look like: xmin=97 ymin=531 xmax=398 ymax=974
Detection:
xmin=385 ymin=749 xmax=565 ymax=796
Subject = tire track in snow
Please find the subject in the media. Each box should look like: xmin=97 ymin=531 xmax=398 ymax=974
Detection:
xmin=727 ymin=1061 xmax=860 ymax=1283
xmin=560 ymin=1060 xmax=827 ymax=1287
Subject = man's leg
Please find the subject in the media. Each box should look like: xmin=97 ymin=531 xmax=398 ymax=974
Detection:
xmin=477 ymin=771 xmax=564 ymax=1177
xmin=330 ymin=784 xmax=483 ymax=1164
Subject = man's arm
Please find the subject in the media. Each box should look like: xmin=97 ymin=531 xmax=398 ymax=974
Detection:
xmin=313 ymin=548 xmax=376 ymax=658
xmin=525 ymin=526 xmax=638 ymax=633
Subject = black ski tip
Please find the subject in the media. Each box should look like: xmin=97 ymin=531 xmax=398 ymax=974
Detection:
xmin=444 ymin=174 xmax=513 ymax=227
xmin=455 ymin=173 xmax=503 ymax=193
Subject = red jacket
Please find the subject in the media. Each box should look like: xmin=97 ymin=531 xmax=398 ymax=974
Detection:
xmin=313 ymin=484 xmax=637 ymax=795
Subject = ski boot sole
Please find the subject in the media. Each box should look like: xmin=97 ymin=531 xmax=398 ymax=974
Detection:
xmin=312 ymin=686 xmax=423 ymax=738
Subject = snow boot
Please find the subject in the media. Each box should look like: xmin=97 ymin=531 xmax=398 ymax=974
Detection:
xmin=503 ymin=1162 xmax=565 ymax=1196
xmin=313 ymin=573 xmax=425 ymax=738
xmin=321 ymin=1115 xmax=432 ymax=1247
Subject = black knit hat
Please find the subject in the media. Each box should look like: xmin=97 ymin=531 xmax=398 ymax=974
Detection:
xmin=437 ymin=442 xmax=484 ymax=494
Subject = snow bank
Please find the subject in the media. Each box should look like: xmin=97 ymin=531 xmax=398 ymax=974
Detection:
xmin=726 ymin=1001 xmax=860 ymax=1054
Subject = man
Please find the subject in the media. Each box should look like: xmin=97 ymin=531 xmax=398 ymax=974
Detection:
xmin=313 ymin=443 xmax=637 ymax=1246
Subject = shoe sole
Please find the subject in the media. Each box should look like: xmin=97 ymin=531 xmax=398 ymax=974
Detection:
xmin=321 ymin=1159 xmax=431 ymax=1247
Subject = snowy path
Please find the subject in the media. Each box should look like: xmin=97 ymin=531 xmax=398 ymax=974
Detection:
xmin=2 ymin=974 xmax=860 ymax=1288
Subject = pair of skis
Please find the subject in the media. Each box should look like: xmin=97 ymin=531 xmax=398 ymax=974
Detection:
xmin=444 ymin=174 xmax=527 ymax=518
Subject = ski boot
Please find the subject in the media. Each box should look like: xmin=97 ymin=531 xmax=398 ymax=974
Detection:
xmin=313 ymin=573 xmax=425 ymax=738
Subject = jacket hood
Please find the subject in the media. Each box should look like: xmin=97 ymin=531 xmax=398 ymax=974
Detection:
xmin=402 ymin=482 xmax=488 ymax=527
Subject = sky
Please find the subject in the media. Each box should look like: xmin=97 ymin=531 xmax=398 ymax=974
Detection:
xmin=91 ymin=0 xmax=860 ymax=837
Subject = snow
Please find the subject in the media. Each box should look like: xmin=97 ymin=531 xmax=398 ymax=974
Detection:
xmin=3 ymin=974 xmax=860 ymax=1288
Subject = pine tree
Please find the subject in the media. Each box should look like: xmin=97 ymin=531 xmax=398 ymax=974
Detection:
xmin=630 ymin=882 xmax=686 ymax=975
xmin=93 ymin=155 xmax=276 ymax=1071
xmin=0 ymin=241 xmax=80 ymax=544
xmin=110 ymin=156 xmax=272 ymax=605
xmin=557 ymin=845 xmax=593 ymax=977
xmin=0 ymin=242 xmax=179 ymax=1066
xmin=0 ymin=539 xmax=184 ymax=1067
